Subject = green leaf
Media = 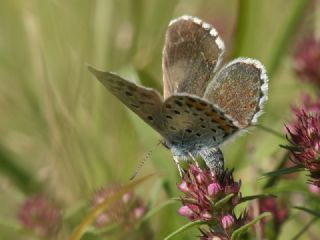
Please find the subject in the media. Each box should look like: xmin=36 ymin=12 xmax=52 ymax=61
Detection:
xmin=164 ymin=220 xmax=202 ymax=240
xmin=239 ymin=194 xmax=275 ymax=204
xmin=259 ymin=165 xmax=304 ymax=180
xmin=137 ymin=199 xmax=178 ymax=226
xmin=294 ymin=206 xmax=320 ymax=218
xmin=263 ymin=151 xmax=290 ymax=189
xmin=214 ymin=193 xmax=234 ymax=209
xmin=231 ymin=212 xmax=271 ymax=240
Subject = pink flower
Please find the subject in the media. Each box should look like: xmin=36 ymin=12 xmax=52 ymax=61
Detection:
xmin=248 ymin=197 xmax=288 ymax=239
xmin=177 ymin=164 xmax=247 ymax=239
xmin=292 ymin=94 xmax=320 ymax=115
xmin=17 ymin=195 xmax=61 ymax=237
xmin=286 ymin=111 xmax=320 ymax=187
xmin=91 ymin=185 xmax=147 ymax=229
xmin=293 ymin=38 xmax=320 ymax=87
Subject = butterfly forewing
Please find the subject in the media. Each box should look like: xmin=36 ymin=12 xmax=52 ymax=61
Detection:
xmin=162 ymin=94 xmax=239 ymax=149
xmin=204 ymin=58 xmax=268 ymax=128
xmin=162 ymin=16 xmax=225 ymax=99
xmin=88 ymin=66 xmax=164 ymax=132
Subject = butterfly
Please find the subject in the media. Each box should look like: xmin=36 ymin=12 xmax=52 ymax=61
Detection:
xmin=88 ymin=15 xmax=268 ymax=176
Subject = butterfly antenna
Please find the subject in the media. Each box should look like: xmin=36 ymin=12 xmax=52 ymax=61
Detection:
xmin=129 ymin=140 xmax=162 ymax=180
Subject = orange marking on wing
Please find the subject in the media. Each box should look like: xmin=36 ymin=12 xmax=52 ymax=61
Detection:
xmin=209 ymin=112 xmax=232 ymax=132
xmin=187 ymin=101 xmax=206 ymax=110
xmin=187 ymin=99 xmax=234 ymax=133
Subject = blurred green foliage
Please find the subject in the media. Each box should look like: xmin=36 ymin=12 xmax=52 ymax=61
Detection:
xmin=0 ymin=0 xmax=318 ymax=239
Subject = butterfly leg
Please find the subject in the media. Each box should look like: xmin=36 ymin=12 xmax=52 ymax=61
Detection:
xmin=173 ymin=156 xmax=184 ymax=177
xmin=188 ymin=152 xmax=199 ymax=167
xmin=200 ymin=148 xmax=224 ymax=177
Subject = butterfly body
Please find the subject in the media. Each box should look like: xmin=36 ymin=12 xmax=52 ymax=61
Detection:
xmin=89 ymin=15 xmax=268 ymax=175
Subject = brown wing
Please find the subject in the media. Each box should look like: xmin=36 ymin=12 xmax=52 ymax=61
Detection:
xmin=88 ymin=66 xmax=165 ymax=133
xmin=162 ymin=15 xmax=225 ymax=99
xmin=203 ymin=58 xmax=268 ymax=128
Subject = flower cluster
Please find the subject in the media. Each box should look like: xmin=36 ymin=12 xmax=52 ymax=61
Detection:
xmin=293 ymin=38 xmax=320 ymax=87
xmin=177 ymin=164 xmax=247 ymax=239
xmin=248 ymin=197 xmax=287 ymax=239
xmin=17 ymin=195 xmax=61 ymax=238
xmin=91 ymin=185 xmax=147 ymax=229
xmin=291 ymin=94 xmax=320 ymax=116
xmin=286 ymin=110 xmax=320 ymax=187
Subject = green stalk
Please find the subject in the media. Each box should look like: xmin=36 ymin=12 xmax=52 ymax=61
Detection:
xmin=291 ymin=217 xmax=318 ymax=240
xmin=267 ymin=0 xmax=309 ymax=78
xmin=254 ymin=124 xmax=286 ymax=140
xmin=230 ymin=0 xmax=250 ymax=58
xmin=0 ymin=144 xmax=41 ymax=194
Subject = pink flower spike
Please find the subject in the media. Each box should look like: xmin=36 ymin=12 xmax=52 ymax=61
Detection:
xmin=208 ymin=182 xmax=221 ymax=196
xmin=221 ymin=214 xmax=235 ymax=229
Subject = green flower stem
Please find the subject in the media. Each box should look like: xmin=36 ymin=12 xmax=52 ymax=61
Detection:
xmin=267 ymin=0 xmax=309 ymax=78
xmin=231 ymin=212 xmax=271 ymax=240
xmin=69 ymin=174 xmax=154 ymax=240
xmin=263 ymin=151 xmax=290 ymax=189
xmin=0 ymin=144 xmax=41 ymax=194
xmin=254 ymin=124 xmax=286 ymax=140
xmin=230 ymin=0 xmax=250 ymax=58
xmin=291 ymin=216 xmax=318 ymax=240
xmin=137 ymin=199 xmax=178 ymax=227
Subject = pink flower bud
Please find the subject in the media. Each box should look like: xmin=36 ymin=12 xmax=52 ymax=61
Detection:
xmin=208 ymin=182 xmax=221 ymax=196
xmin=196 ymin=173 xmax=205 ymax=183
xmin=134 ymin=207 xmax=145 ymax=219
xmin=178 ymin=206 xmax=194 ymax=217
xmin=221 ymin=214 xmax=234 ymax=229
xmin=178 ymin=180 xmax=189 ymax=193
xmin=308 ymin=183 xmax=320 ymax=195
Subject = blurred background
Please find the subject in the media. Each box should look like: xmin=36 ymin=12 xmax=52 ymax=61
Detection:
xmin=0 ymin=0 xmax=318 ymax=239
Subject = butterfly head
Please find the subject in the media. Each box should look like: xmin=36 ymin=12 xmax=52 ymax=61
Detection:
xmin=160 ymin=138 xmax=193 ymax=160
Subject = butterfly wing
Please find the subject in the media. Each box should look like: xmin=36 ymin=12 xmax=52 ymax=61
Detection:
xmin=162 ymin=15 xmax=225 ymax=99
xmin=162 ymin=94 xmax=239 ymax=149
xmin=88 ymin=66 xmax=164 ymax=132
xmin=204 ymin=58 xmax=268 ymax=128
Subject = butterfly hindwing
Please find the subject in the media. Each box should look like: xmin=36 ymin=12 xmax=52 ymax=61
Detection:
xmin=162 ymin=94 xmax=239 ymax=149
xmin=162 ymin=15 xmax=225 ymax=99
xmin=204 ymin=58 xmax=268 ymax=128
xmin=88 ymin=66 xmax=164 ymax=132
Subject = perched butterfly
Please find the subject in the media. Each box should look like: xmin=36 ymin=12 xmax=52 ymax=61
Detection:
xmin=88 ymin=15 xmax=268 ymax=176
